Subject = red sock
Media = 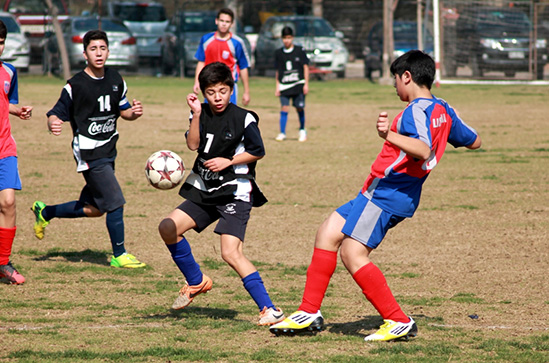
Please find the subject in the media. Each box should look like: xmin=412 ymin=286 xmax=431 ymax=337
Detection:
xmin=352 ymin=262 xmax=409 ymax=323
xmin=0 ymin=227 xmax=16 ymax=265
xmin=298 ymin=248 xmax=338 ymax=314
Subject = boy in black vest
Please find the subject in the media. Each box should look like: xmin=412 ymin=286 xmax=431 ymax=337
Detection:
xmin=159 ymin=62 xmax=285 ymax=326
xmin=31 ymin=30 xmax=146 ymax=268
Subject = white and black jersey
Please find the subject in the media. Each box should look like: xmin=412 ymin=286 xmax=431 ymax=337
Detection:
xmin=180 ymin=103 xmax=267 ymax=207
xmin=274 ymin=45 xmax=309 ymax=96
xmin=47 ymin=68 xmax=131 ymax=171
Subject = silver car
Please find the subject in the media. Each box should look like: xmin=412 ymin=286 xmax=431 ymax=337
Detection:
xmin=42 ymin=16 xmax=139 ymax=74
xmin=0 ymin=12 xmax=30 ymax=72
xmin=107 ymin=1 xmax=168 ymax=60
xmin=254 ymin=15 xmax=349 ymax=78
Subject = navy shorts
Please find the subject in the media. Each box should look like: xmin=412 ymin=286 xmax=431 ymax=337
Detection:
xmin=280 ymin=93 xmax=305 ymax=108
xmin=80 ymin=161 xmax=125 ymax=213
xmin=0 ymin=156 xmax=21 ymax=191
xmin=336 ymin=192 xmax=405 ymax=249
xmin=177 ymin=199 xmax=252 ymax=242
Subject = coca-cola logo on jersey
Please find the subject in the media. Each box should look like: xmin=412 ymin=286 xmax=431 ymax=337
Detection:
xmin=88 ymin=118 xmax=116 ymax=135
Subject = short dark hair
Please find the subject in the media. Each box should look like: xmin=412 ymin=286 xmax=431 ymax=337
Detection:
xmin=198 ymin=62 xmax=234 ymax=94
xmin=0 ymin=20 xmax=7 ymax=39
xmin=83 ymin=30 xmax=109 ymax=51
xmin=390 ymin=50 xmax=435 ymax=90
xmin=281 ymin=26 xmax=293 ymax=37
xmin=217 ymin=8 xmax=234 ymax=22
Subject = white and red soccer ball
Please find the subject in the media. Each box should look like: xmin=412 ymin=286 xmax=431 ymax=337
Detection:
xmin=145 ymin=150 xmax=185 ymax=190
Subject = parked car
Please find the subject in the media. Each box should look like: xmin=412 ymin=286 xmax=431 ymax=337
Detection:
xmin=42 ymin=16 xmax=138 ymax=74
xmin=0 ymin=12 xmax=30 ymax=72
xmin=3 ymin=0 xmax=69 ymax=64
xmin=107 ymin=1 xmax=168 ymax=61
xmin=445 ymin=6 xmax=548 ymax=79
xmin=254 ymin=15 xmax=349 ymax=78
xmin=363 ymin=21 xmax=434 ymax=80
xmin=160 ymin=10 xmax=252 ymax=77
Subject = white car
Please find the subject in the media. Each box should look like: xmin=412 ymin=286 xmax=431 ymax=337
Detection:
xmin=0 ymin=12 xmax=30 ymax=72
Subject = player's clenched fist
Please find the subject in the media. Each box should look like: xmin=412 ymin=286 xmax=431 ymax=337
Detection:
xmin=377 ymin=111 xmax=390 ymax=139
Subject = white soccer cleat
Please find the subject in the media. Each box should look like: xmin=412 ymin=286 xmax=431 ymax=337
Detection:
xmin=269 ymin=310 xmax=324 ymax=336
xmin=275 ymin=133 xmax=286 ymax=141
xmin=298 ymin=129 xmax=307 ymax=142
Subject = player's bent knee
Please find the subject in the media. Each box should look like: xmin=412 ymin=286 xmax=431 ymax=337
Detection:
xmin=158 ymin=218 xmax=177 ymax=243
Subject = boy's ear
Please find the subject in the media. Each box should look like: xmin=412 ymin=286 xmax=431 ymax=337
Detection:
xmin=402 ymin=70 xmax=413 ymax=84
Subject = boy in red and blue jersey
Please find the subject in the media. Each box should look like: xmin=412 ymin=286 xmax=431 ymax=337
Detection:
xmin=0 ymin=20 xmax=33 ymax=284
xmin=192 ymin=8 xmax=251 ymax=106
xmin=270 ymin=50 xmax=482 ymax=341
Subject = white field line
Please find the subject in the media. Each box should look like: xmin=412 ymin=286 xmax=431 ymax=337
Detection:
xmin=1 ymin=322 xmax=548 ymax=332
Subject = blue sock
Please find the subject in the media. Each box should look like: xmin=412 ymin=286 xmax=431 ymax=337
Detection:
xmin=279 ymin=111 xmax=288 ymax=134
xmin=42 ymin=201 xmax=86 ymax=221
xmin=106 ymin=207 xmax=126 ymax=257
xmin=298 ymin=110 xmax=305 ymax=130
xmin=242 ymin=271 xmax=274 ymax=311
xmin=166 ymin=237 xmax=203 ymax=285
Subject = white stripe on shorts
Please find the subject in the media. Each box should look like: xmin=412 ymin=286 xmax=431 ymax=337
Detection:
xmin=350 ymin=201 xmax=382 ymax=245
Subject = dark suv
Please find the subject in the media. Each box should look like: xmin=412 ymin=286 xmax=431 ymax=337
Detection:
xmin=445 ymin=6 xmax=547 ymax=79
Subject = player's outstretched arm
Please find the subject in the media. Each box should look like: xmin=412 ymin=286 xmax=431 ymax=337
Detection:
xmin=9 ymin=104 xmax=33 ymax=120
xmin=120 ymin=99 xmax=143 ymax=120
xmin=466 ymin=135 xmax=482 ymax=150
xmin=47 ymin=115 xmax=64 ymax=136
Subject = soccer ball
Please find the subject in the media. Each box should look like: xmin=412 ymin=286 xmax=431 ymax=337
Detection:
xmin=145 ymin=150 xmax=185 ymax=190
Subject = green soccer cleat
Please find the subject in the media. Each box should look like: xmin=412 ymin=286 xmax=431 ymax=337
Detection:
xmin=364 ymin=317 xmax=418 ymax=342
xmin=110 ymin=253 xmax=147 ymax=268
xmin=31 ymin=201 xmax=49 ymax=240
xmin=269 ymin=310 xmax=324 ymax=336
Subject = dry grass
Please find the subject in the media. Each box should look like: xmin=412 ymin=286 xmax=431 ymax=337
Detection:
xmin=0 ymin=74 xmax=548 ymax=362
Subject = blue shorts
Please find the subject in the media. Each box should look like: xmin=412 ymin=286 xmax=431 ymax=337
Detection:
xmin=280 ymin=93 xmax=305 ymax=108
xmin=177 ymin=199 xmax=252 ymax=242
xmin=336 ymin=192 xmax=405 ymax=249
xmin=0 ymin=156 xmax=22 ymax=191
xmin=80 ymin=161 xmax=125 ymax=213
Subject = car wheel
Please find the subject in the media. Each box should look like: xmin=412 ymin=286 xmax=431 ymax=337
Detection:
xmin=536 ymin=65 xmax=545 ymax=80
xmin=364 ymin=64 xmax=373 ymax=80
xmin=470 ymin=56 xmax=483 ymax=77
xmin=445 ymin=60 xmax=457 ymax=77
xmin=504 ymin=70 xmax=516 ymax=78
xmin=336 ymin=69 xmax=345 ymax=79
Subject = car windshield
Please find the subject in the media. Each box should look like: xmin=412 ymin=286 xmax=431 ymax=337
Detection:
xmin=112 ymin=4 xmax=166 ymax=22
xmin=6 ymin=0 xmax=66 ymax=14
xmin=73 ymin=18 xmax=129 ymax=33
xmin=474 ymin=10 xmax=531 ymax=32
xmin=180 ymin=13 xmax=216 ymax=32
xmin=271 ymin=18 xmax=335 ymax=38
xmin=0 ymin=16 xmax=20 ymax=33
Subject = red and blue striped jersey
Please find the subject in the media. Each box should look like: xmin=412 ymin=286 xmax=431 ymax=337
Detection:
xmin=0 ymin=62 xmax=19 ymax=159
xmin=194 ymin=32 xmax=250 ymax=82
xmin=361 ymin=96 xmax=478 ymax=217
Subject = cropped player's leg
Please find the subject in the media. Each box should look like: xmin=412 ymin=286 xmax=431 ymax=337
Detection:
xmin=215 ymin=200 xmax=284 ymax=325
xmin=339 ymin=203 xmax=416 ymax=342
xmin=0 ymin=158 xmax=25 ymax=284
xmin=270 ymin=211 xmax=344 ymax=335
xmin=161 ymin=202 xmax=212 ymax=309
xmin=295 ymin=94 xmax=307 ymax=141
xmin=276 ymin=97 xmax=290 ymax=141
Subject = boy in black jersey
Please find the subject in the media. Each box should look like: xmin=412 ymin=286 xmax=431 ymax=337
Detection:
xmin=274 ymin=26 xmax=309 ymax=142
xmin=31 ymin=30 xmax=146 ymax=268
xmin=158 ymin=62 xmax=285 ymax=326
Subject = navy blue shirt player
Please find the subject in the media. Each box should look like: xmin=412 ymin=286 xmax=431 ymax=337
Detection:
xmin=31 ymin=30 xmax=147 ymax=269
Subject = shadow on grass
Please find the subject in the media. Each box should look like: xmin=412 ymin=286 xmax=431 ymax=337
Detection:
xmin=328 ymin=314 xmax=434 ymax=338
xmin=142 ymin=306 xmax=240 ymax=321
xmin=33 ymin=248 xmax=110 ymax=266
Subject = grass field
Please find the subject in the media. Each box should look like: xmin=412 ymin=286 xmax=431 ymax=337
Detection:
xmin=1 ymin=74 xmax=548 ymax=362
